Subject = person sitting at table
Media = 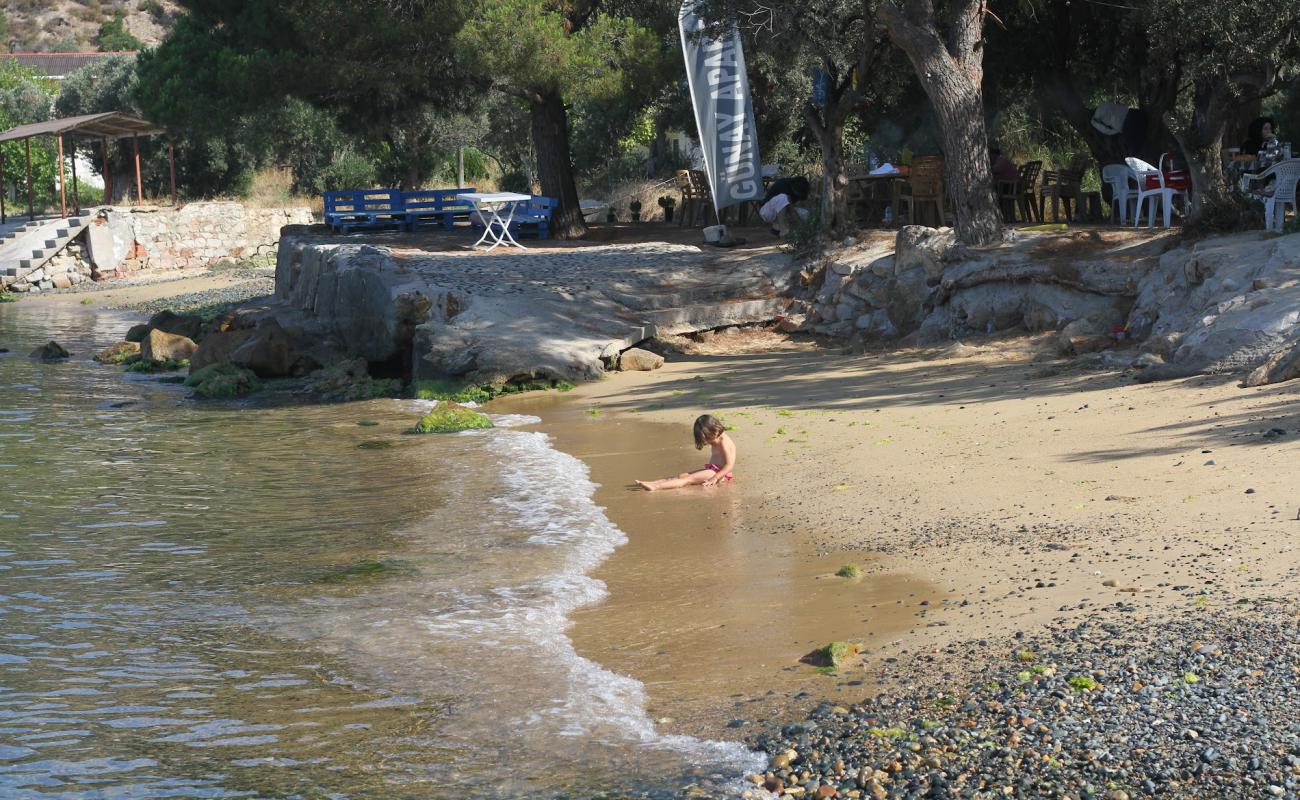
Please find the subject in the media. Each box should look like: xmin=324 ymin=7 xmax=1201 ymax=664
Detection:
xmin=1240 ymin=117 xmax=1273 ymax=158
xmin=990 ymin=147 xmax=1020 ymax=186
xmin=1242 ymin=117 xmax=1285 ymax=197
xmin=759 ymin=176 xmax=811 ymax=237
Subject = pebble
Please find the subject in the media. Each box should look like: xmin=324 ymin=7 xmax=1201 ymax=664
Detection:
xmin=751 ymin=604 xmax=1300 ymax=799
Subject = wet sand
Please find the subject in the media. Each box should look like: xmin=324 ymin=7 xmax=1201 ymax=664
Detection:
xmin=507 ymin=337 xmax=1300 ymax=740
xmin=497 ymin=392 xmax=937 ymax=738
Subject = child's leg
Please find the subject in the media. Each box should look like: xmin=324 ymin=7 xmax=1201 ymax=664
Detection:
xmin=635 ymin=469 xmax=716 ymax=491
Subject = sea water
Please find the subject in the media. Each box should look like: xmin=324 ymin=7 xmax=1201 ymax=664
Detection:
xmin=0 ymin=304 xmax=761 ymax=798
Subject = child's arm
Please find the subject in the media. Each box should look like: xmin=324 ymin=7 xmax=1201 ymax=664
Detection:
xmin=703 ymin=435 xmax=736 ymax=487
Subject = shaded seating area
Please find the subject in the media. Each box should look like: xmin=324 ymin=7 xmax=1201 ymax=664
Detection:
xmin=0 ymin=111 xmax=175 ymax=223
xmin=998 ymin=160 xmax=1042 ymax=222
xmin=323 ymin=188 xmax=557 ymax=239
xmin=898 ymin=156 xmax=946 ymax=227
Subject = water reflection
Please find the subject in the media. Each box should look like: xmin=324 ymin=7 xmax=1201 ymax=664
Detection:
xmin=0 ymin=304 xmax=757 ymax=798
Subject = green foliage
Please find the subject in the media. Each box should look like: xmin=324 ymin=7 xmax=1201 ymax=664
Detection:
xmin=1067 ymin=674 xmax=1097 ymax=692
xmin=412 ymin=404 xmax=494 ymax=434
xmin=414 ymin=378 xmax=494 ymax=404
xmin=782 ymin=205 xmax=823 ymax=256
xmin=413 ymin=376 xmax=574 ymax=403
xmin=319 ymin=152 xmax=378 ymax=192
xmin=98 ymin=15 xmax=144 ymax=52
xmin=0 ymin=293 xmax=20 ymax=303
xmin=835 ymin=563 xmax=861 ymax=579
xmin=0 ymin=60 xmax=58 ymax=210
xmin=457 ymin=0 xmax=658 ymax=101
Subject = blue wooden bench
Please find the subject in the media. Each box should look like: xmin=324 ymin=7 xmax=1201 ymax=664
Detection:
xmin=324 ymin=189 xmax=406 ymax=233
xmin=470 ymin=196 xmax=558 ymax=240
xmin=401 ymin=188 xmax=476 ymax=231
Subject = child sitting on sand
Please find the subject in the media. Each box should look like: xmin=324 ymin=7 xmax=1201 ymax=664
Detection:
xmin=635 ymin=414 xmax=735 ymax=491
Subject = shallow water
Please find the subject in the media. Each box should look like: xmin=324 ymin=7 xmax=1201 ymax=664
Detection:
xmin=0 ymin=304 xmax=760 ymax=798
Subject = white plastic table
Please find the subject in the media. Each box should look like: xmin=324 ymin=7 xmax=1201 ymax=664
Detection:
xmin=458 ymin=192 xmax=532 ymax=250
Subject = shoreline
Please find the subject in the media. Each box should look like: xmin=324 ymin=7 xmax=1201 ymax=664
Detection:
xmin=19 ymin=269 xmax=1300 ymax=793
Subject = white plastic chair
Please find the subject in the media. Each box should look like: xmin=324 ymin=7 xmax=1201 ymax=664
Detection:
xmin=1128 ymin=155 xmax=1187 ymax=228
xmin=1251 ymin=160 xmax=1300 ymax=231
xmin=1101 ymin=164 xmax=1136 ymax=224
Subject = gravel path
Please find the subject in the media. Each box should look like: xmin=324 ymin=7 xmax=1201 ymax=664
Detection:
xmin=750 ymin=602 xmax=1300 ymax=799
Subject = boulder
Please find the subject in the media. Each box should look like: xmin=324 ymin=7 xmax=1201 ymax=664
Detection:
xmin=1244 ymin=339 xmax=1300 ymax=387
xmin=184 ymin=363 xmax=261 ymax=399
xmin=51 ymin=274 xmax=72 ymax=290
xmin=412 ymin=403 xmax=494 ymax=434
xmin=147 ymin=310 xmax=204 ymax=341
xmin=95 ymin=341 xmax=140 ymax=364
xmin=141 ymin=329 xmax=198 ymax=362
xmin=618 ymin=347 xmax=664 ymax=371
xmin=229 ymin=318 xmax=294 ymax=377
xmin=124 ymin=324 xmax=151 ymax=342
xmin=775 ymin=313 xmax=807 ymax=333
xmin=1058 ymin=311 xmax=1125 ymax=355
xmin=30 ymin=341 xmax=71 ymax=360
xmin=189 ymin=328 xmax=256 ymax=371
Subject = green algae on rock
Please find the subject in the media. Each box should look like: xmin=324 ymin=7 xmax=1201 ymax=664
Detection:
xmin=413 ymin=376 xmax=576 ymax=403
xmin=412 ymin=403 xmax=493 ymax=434
xmin=95 ymin=341 xmax=141 ymax=365
xmin=185 ymin=363 xmax=262 ymax=399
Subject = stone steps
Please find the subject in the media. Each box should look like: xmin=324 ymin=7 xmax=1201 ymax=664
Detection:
xmin=3 ymin=215 xmax=90 ymax=278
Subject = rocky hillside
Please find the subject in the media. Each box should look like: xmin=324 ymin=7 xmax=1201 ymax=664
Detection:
xmin=2 ymin=0 xmax=179 ymax=53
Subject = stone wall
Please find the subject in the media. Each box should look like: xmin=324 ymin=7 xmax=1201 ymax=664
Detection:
xmin=86 ymin=201 xmax=315 ymax=278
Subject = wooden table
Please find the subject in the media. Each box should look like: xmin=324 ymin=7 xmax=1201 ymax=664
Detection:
xmin=846 ymin=172 xmax=908 ymax=227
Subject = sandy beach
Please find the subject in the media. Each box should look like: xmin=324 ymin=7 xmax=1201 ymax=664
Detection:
xmin=20 ymin=269 xmax=1300 ymax=793
xmin=506 ymin=333 xmax=1300 ymax=743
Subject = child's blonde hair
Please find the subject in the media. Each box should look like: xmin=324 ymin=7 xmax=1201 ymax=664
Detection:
xmin=693 ymin=414 xmax=726 ymax=449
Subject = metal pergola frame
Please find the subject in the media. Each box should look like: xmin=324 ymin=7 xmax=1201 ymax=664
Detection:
xmin=0 ymin=111 xmax=175 ymax=223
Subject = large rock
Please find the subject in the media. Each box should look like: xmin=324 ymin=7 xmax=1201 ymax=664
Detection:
xmin=274 ymin=236 xmax=796 ymax=385
xmin=184 ymin=363 xmax=261 ymax=398
xmin=1129 ymin=233 xmax=1300 ymax=380
xmin=147 ymin=310 xmax=204 ymax=341
xmin=1057 ymin=309 xmax=1126 ymax=355
xmin=189 ymin=328 xmax=256 ymax=371
xmin=1245 ymin=338 xmax=1300 ymax=386
xmin=141 ymin=329 xmax=198 ymax=362
xmin=95 ymin=341 xmax=140 ymax=364
xmin=412 ymin=403 xmax=494 ymax=434
xmin=618 ymin=347 xmax=664 ymax=371
xmin=30 ymin=341 xmax=71 ymax=360
xmin=229 ymin=317 xmax=294 ymax=377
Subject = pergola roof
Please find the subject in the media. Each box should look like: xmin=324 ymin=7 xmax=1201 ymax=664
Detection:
xmin=0 ymin=112 xmax=165 ymax=144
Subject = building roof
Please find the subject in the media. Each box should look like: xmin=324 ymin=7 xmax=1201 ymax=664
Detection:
xmin=1 ymin=52 xmax=138 ymax=80
xmin=0 ymin=112 xmax=165 ymax=143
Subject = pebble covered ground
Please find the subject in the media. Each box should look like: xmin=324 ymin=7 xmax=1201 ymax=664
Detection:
xmin=119 ymin=268 xmax=274 ymax=317
xmin=748 ymin=602 xmax=1300 ymax=799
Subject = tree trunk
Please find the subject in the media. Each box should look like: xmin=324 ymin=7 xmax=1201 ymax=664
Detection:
xmin=1166 ymin=82 xmax=1235 ymax=219
xmin=930 ymin=84 xmax=1002 ymax=245
xmin=819 ymin=122 xmax=850 ymax=238
xmin=529 ymin=89 xmax=587 ymax=239
xmin=879 ymin=0 xmax=1003 ymax=247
